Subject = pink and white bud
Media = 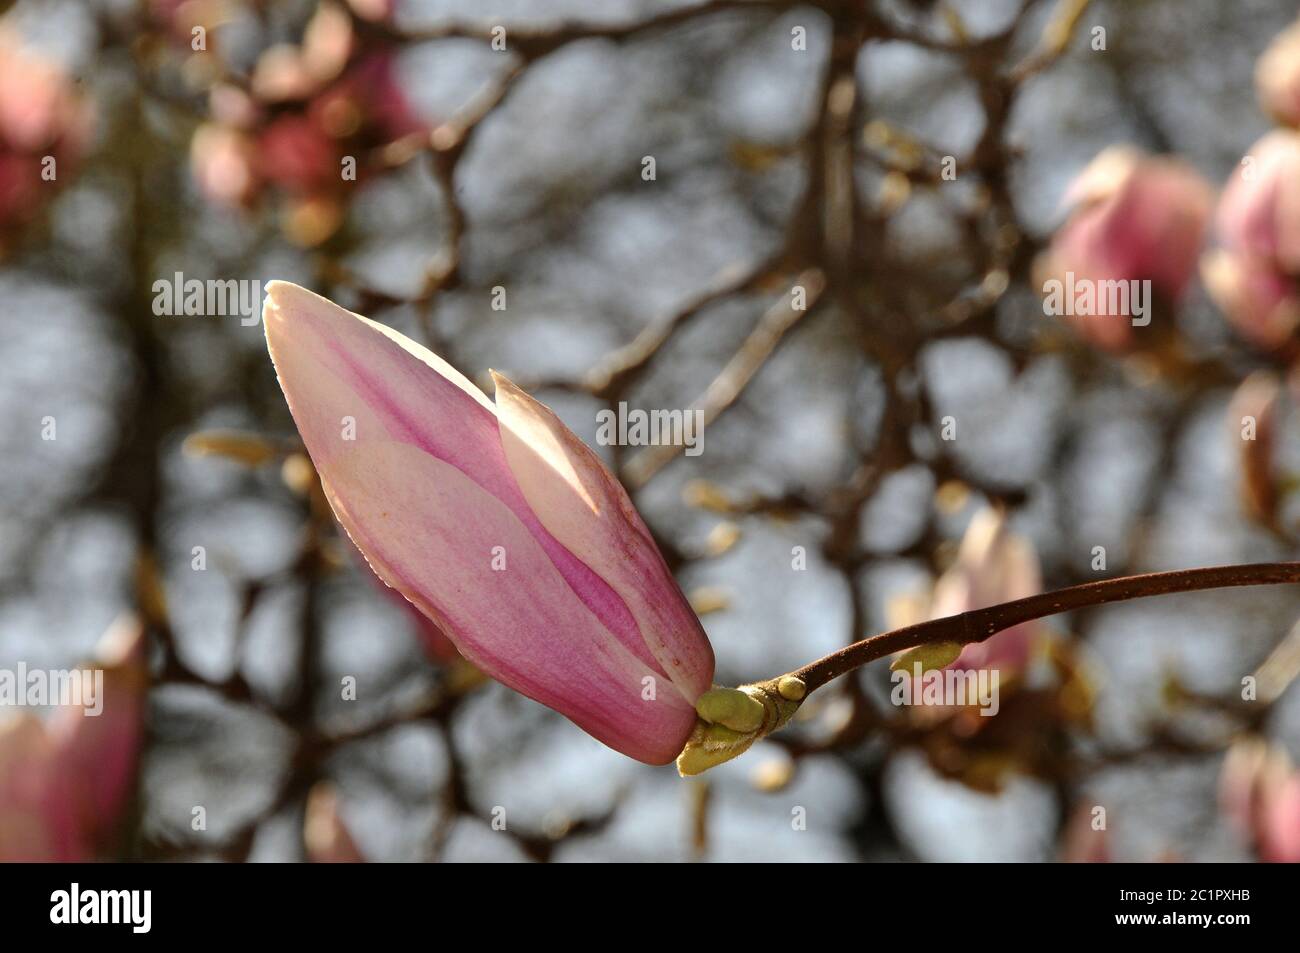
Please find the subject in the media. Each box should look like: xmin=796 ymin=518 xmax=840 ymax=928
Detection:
xmin=304 ymin=783 xmax=365 ymax=862
xmin=1203 ymin=131 xmax=1300 ymax=349
xmin=929 ymin=508 xmax=1042 ymax=674
xmin=1040 ymin=147 xmax=1214 ymax=351
xmin=1219 ymin=737 xmax=1300 ymax=863
xmin=0 ymin=29 xmax=91 ymax=234
xmin=262 ymin=282 xmax=715 ymax=765
xmin=1257 ymin=17 xmax=1300 ymax=129
xmin=0 ymin=614 xmax=147 ymax=861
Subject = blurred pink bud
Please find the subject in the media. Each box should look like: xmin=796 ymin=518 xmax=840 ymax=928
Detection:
xmin=1201 ymin=248 xmax=1300 ymax=349
xmin=0 ymin=614 xmax=148 ymax=861
xmin=304 ymin=783 xmax=365 ymax=862
xmin=1257 ymin=17 xmax=1300 ymax=128
xmin=257 ymin=116 xmax=341 ymax=194
xmin=1219 ymin=737 xmax=1300 ymax=863
xmin=262 ymin=282 xmax=715 ymax=765
xmin=0 ymin=30 xmax=90 ymax=154
xmin=0 ymin=29 xmax=91 ymax=234
xmin=190 ymin=123 xmax=260 ymax=207
xmin=1041 ymin=147 xmax=1214 ymax=351
xmin=51 ymin=615 xmax=148 ymax=844
xmin=1203 ymin=131 xmax=1300 ymax=349
xmin=1213 ymin=132 xmax=1300 ymax=270
xmin=346 ymin=0 xmax=398 ymax=23
xmin=0 ymin=716 xmax=80 ymax=861
xmin=1060 ymin=803 xmax=1110 ymax=863
xmin=0 ymin=153 xmax=44 ymax=225
xmin=312 ymin=53 xmax=424 ymax=143
xmin=929 ymin=508 xmax=1041 ymax=674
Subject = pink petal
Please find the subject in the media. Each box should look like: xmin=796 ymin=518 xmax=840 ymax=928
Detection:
xmin=321 ymin=441 xmax=697 ymax=764
xmin=263 ymin=282 xmax=658 ymax=673
xmin=0 ymin=715 xmax=83 ymax=861
xmin=492 ymin=372 xmax=714 ymax=704
xmin=49 ymin=613 xmax=147 ymax=846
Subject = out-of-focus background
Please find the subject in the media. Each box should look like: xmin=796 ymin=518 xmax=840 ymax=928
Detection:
xmin=3 ymin=0 xmax=1300 ymax=862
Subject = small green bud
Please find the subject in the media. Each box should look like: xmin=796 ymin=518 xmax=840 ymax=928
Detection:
xmin=890 ymin=641 xmax=964 ymax=673
xmin=695 ymin=687 xmax=766 ymax=733
xmin=676 ymin=722 xmax=758 ymax=776
xmin=776 ymin=675 xmax=806 ymax=701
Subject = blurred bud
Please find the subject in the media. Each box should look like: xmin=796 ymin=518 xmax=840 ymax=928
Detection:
xmin=305 ymin=783 xmax=365 ymax=862
xmin=190 ymin=124 xmax=259 ymax=207
xmin=0 ymin=614 xmax=147 ymax=861
xmin=1201 ymin=129 xmax=1300 ymax=345
xmin=1201 ymin=249 xmax=1300 ymax=350
xmin=1203 ymin=131 xmax=1300 ymax=350
xmin=687 ymin=585 xmax=731 ymax=616
xmin=183 ymin=428 xmax=278 ymax=466
xmin=1060 ymin=803 xmax=1110 ymax=863
xmin=1227 ymin=371 xmax=1281 ymax=526
xmin=346 ymin=0 xmax=398 ymax=23
xmin=280 ymin=452 xmax=317 ymax=496
xmin=930 ymin=507 xmax=1042 ymax=675
xmin=257 ymin=116 xmax=340 ymax=194
xmin=1214 ymin=131 xmax=1300 ymax=271
xmin=0 ymin=29 xmax=91 ymax=236
xmin=312 ymin=53 xmax=424 ymax=144
xmin=681 ymin=479 xmax=735 ymax=513
xmin=1038 ymin=147 xmax=1214 ymax=351
xmin=702 ymin=521 xmax=741 ymax=557
xmin=751 ymin=755 xmax=795 ymax=793
xmin=1257 ymin=17 xmax=1300 ymax=128
xmin=1219 ymin=737 xmax=1300 ymax=862
xmin=51 ymin=615 xmax=149 ymax=845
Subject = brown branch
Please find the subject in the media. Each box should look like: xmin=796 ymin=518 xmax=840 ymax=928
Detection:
xmin=622 ymin=268 xmax=827 ymax=487
xmin=789 ymin=562 xmax=1300 ymax=694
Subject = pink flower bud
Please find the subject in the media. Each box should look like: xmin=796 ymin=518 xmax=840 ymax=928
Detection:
xmin=190 ymin=123 xmax=260 ymax=207
xmin=0 ymin=614 xmax=147 ymax=860
xmin=0 ymin=29 xmax=91 ymax=234
xmin=312 ymin=53 xmax=425 ymax=143
xmin=1257 ymin=17 xmax=1300 ymax=129
xmin=929 ymin=508 xmax=1041 ymax=674
xmin=257 ymin=116 xmax=341 ymax=194
xmin=1040 ymin=147 xmax=1214 ymax=351
xmin=1219 ymin=738 xmax=1300 ymax=863
xmin=1203 ymin=131 xmax=1300 ymax=349
xmin=262 ymin=282 xmax=715 ymax=765
xmin=50 ymin=614 xmax=148 ymax=845
xmin=304 ymin=783 xmax=365 ymax=862
xmin=1214 ymin=131 xmax=1300 ymax=271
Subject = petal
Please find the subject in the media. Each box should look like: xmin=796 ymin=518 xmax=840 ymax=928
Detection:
xmin=50 ymin=613 xmax=147 ymax=844
xmin=0 ymin=714 xmax=81 ymax=861
xmin=320 ymin=440 xmax=698 ymax=765
xmin=263 ymin=282 xmax=659 ymax=676
xmin=492 ymin=372 xmax=715 ymax=703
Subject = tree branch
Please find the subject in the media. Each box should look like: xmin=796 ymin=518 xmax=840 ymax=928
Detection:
xmin=789 ymin=562 xmax=1300 ymax=693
